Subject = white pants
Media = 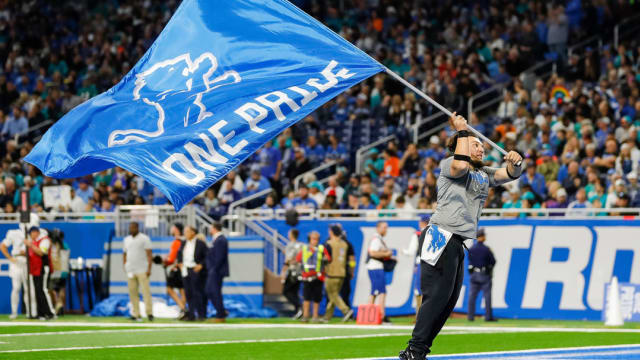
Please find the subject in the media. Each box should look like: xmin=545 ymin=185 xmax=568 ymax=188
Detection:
xmin=9 ymin=257 xmax=29 ymax=317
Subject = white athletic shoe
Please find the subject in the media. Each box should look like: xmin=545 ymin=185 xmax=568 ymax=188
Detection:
xmin=8 ymin=314 xmax=17 ymax=320
xmin=341 ymin=309 xmax=354 ymax=323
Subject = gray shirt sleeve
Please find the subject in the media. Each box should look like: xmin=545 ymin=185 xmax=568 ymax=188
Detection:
xmin=440 ymin=156 xmax=468 ymax=179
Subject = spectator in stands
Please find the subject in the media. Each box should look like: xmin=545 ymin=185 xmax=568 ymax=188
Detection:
xmin=308 ymin=182 xmax=325 ymax=206
xmin=178 ymin=225 xmax=208 ymax=321
xmin=400 ymin=143 xmax=421 ymax=177
xmin=363 ymin=148 xmax=384 ymax=180
xmin=14 ymin=176 xmax=42 ymax=209
xmin=567 ymin=188 xmax=592 ymax=216
xmin=75 ymin=179 xmax=94 ymax=204
xmin=123 ymin=222 xmax=153 ymax=321
xmin=217 ymin=180 xmax=242 ymax=216
xmin=261 ymin=193 xmax=282 ymax=211
xmin=285 ymin=147 xmax=312 ymax=183
xmin=256 ymin=141 xmax=282 ymax=184
xmin=296 ymin=231 xmax=330 ymax=323
xmin=324 ymin=175 xmax=344 ymax=202
xmin=324 ymin=134 xmax=347 ymax=164
xmin=547 ymin=4 xmax=569 ymax=63
xmin=2 ymin=107 xmax=28 ymax=139
xmin=292 ymin=183 xmax=318 ymax=212
xmin=520 ymin=159 xmax=547 ymax=199
xmin=382 ymin=149 xmax=400 ymax=177
xmin=244 ymin=167 xmax=271 ymax=197
xmin=562 ymin=161 xmax=586 ymax=199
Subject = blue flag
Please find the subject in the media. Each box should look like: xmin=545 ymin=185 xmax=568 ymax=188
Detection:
xmin=25 ymin=0 xmax=384 ymax=210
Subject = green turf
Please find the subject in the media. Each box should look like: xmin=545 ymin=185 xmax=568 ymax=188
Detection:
xmin=0 ymin=326 xmax=143 ymax=334
xmin=2 ymin=331 xmax=639 ymax=359
xmin=1 ymin=315 xmax=638 ymax=359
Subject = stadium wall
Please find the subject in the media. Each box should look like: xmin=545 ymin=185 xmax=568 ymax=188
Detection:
xmin=265 ymin=219 xmax=640 ymax=321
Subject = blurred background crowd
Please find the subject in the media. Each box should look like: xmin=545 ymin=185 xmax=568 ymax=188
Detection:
xmin=0 ymin=0 xmax=639 ymax=219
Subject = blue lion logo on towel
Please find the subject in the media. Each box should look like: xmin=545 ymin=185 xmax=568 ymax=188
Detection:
xmin=426 ymin=225 xmax=447 ymax=253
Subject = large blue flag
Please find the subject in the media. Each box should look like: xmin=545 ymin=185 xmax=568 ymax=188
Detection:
xmin=25 ymin=0 xmax=384 ymax=210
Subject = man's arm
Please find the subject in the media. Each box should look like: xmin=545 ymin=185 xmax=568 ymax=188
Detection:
xmin=485 ymin=151 xmax=524 ymax=185
xmin=449 ymin=113 xmax=471 ymax=177
xmin=0 ymin=243 xmax=15 ymax=263
xmin=146 ymin=249 xmax=152 ymax=277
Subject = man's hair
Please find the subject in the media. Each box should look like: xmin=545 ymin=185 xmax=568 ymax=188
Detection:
xmin=212 ymin=222 xmax=223 ymax=231
xmin=289 ymin=228 xmax=299 ymax=239
xmin=173 ymin=222 xmax=184 ymax=235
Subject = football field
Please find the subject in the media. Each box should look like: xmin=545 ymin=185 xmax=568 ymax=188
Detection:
xmin=1 ymin=316 xmax=639 ymax=359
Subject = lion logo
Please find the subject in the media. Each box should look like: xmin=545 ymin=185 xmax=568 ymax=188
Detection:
xmin=107 ymin=53 xmax=241 ymax=147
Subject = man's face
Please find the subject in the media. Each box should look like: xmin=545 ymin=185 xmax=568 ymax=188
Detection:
xmin=377 ymin=222 xmax=388 ymax=236
xmin=469 ymin=137 xmax=484 ymax=162
xmin=309 ymin=233 xmax=319 ymax=246
xmin=184 ymin=227 xmax=196 ymax=239
xmin=299 ymin=187 xmax=308 ymax=198
xmin=29 ymin=229 xmax=39 ymax=241
xmin=129 ymin=223 xmax=138 ymax=236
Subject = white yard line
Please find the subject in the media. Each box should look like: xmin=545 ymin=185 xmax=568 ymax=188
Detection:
xmin=0 ymin=332 xmax=405 ymax=353
xmin=337 ymin=344 xmax=640 ymax=360
xmin=1 ymin=321 xmax=639 ymax=333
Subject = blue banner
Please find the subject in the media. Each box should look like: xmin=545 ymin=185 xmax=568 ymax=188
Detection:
xmin=25 ymin=0 xmax=384 ymax=210
xmin=265 ymin=218 xmax=640 ymax=320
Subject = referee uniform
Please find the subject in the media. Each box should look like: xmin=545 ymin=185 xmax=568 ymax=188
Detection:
xmin=400 ymin=120 xmax=522 ymax=359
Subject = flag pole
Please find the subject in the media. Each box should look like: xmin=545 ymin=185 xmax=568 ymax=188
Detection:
xmin=383 ymin=68 xmax=522 ymax=167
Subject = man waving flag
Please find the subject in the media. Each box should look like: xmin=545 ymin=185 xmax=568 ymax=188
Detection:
xmin=25 ymin=0 xmax=384 ymax=209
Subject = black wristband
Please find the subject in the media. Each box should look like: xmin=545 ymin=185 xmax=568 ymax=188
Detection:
xmin=506 ymin=166 xmax=520 ymax=180
xmin=453 ymin=154 xmax=471 ymax=162
xmin=457 ymin=130 xmax=470 ymax=138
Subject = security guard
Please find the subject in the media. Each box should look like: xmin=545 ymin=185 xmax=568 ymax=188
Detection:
xmin=295 ymin=231 xmax=331 ymax=322
xmin=467 ymin=228 xmax=497 ymax=322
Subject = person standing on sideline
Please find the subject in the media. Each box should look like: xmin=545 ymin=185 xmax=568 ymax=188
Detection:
xmin=281 ymin=228 xmax=303 ymax=319
xmin=48 ymin=229 xmax=70 ymax=316
xmin=323 ymin=224 xmax=355 ymax=322
xmin=403 ymin=215 xmax=431 ymax=321
xmin=123 ymin=222 xmax=153 ymax=321
xmin=339 ymin=227 xmax=356 ymax=309
xmin=400 ymin=113 xmax=522 ymax=359
xmin=164 ymin=223 xmax=186 ymax=319
xmin=367 ymin=221 xmax=394 ymax=324
xmin=0 ymin=215 xmax=39 ymax=319
xmin=467 ymin=228 xmax=497 ymax=322
xmin=206 ymin=222 xmax=229 ymax=323
xmin=178 ymin=225 xmax=208 ymax=321
xmin=296 ymin=231 xmax=330 ymax=322
xmin=25 ymin=227 xmax=55 ymax=319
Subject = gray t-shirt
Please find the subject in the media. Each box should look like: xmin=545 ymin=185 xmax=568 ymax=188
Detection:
xmin=430 ymin=157 xmax=500 ymax=239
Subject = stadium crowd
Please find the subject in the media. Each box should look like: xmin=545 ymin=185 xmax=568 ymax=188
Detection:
xmin=0 ymin=0 xmax=638 ymax=219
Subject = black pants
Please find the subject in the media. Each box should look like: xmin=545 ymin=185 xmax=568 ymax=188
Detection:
xmin=183 ymin=268 xmax=207 ymax=319
xmin=206 ymin=272 xmax=226 ymax=318
xmin=340 ymin=275 xmax=351 ymax=308
xmin=283 ymin=276 xmax=301 ymax=311
xmin=468 ymin=272 xmax=493 ymax=320
xmin=409 ymin=235 xmax=465 ymax=354
xmin=32 ymin=267 xmax=54 ymax=318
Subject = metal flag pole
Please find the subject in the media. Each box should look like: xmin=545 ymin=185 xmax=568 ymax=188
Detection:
xmin=383 ymin=67 xmax=522 ymax=167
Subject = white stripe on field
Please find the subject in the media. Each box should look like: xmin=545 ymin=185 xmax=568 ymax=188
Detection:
xmin=0 ymin=332 xmax=404 ymax=353
xmin=1 ymin=321 xmax=639 ymax=333
xmin=336 ymin=344 xmax=640 ymax=360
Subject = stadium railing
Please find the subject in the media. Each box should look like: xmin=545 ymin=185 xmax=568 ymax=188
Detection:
xmin=355 ymin=134 xmax=396 ymax=175
xmin=614 ymin=13 xmax=640 ymax=49
xmin=233 ymin=207 xmax=640 ymax=220
xmin=293 ymin=160 xmax=338 ymax=191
